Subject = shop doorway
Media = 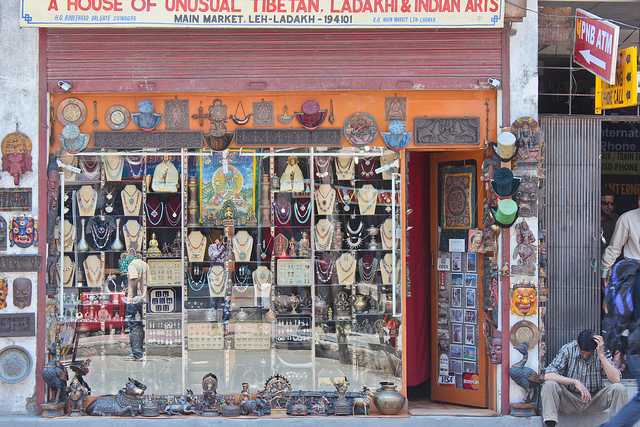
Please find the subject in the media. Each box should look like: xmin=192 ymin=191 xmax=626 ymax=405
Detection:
xmin=406 ymin=150 xmax=490 ymax=413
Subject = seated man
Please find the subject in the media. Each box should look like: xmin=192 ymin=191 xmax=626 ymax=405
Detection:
xmin=542 ymin=329 xmax=627 ymax=426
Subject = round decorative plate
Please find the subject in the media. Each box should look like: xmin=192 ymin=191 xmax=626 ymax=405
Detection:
xmin=343 ymin=112 xmax=378 ymax=146
xmin=57 ymin=98 xmax=87 ymax=126
xmin=509 ymin=320 xmax=540 ymax=350
xmin=105 ymin=105 xmax=131 ymax=131
xmin=0 ymin=346 xmax=32 ymax=384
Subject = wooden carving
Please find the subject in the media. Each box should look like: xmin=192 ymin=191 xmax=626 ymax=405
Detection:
xmin=414 ymin=117 xmax=480 ymax=145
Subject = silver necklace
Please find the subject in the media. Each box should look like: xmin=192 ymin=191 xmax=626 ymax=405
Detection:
xmin=294 ymin=200 xmax=312 ymax=224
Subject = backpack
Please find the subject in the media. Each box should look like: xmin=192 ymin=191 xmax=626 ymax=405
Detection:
xmin=606 ymin=259 xmax=640 ymax=330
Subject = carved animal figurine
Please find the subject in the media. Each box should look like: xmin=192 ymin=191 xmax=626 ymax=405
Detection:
xmin=165 ymin=389 xmax=196 ymax=416
xmin=353 ymin=386 xmax=375 ymax=415
xmin=509 ymin=343 xmax=543 ymax=406
xmin=68 ymin=377 xmax=87 ymax=416
xmin=85 ymin=377 xmax=146 ymax=416
xmin=42 ymin=342 xmax=68 ymax=404
xmin=69 ymin=359 xmax=91 ymax=395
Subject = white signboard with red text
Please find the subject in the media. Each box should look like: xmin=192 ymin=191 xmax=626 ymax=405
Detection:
xmin=573 ymin=8 xmax=620 ymax=84
xmin=19 ymin=0 xmax=504 ymax=28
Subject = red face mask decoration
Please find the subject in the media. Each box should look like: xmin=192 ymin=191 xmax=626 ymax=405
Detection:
xmin=1 ymin=129 xmax=32 ymax=186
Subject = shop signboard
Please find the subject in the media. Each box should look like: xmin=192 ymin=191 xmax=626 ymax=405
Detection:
xmin=595 ymin=46 xmax=638 ymax=114
xmin=19 ymin=0 xmax=504 ymax=28
xmin=573 ymin=8 xmax=620 ymax=84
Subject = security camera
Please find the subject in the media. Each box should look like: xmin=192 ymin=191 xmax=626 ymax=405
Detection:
xmin=56 ymin=159 xmax=81 ymax=174
xmin=487 ymin=78 xmax=501 ymax=89
xmin=57 ymin=80 xmax=72 ymax=92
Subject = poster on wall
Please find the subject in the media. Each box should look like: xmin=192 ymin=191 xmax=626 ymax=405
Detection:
xmin=602 ymin=122 xmax=640 ymax=213
xmin=199 ymin=150 xmax=257 ymax=224
xmin=19 ymin=0 xmax=504 ymax=29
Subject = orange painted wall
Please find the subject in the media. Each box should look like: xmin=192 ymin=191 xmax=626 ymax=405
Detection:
xmin=51 ymin=90 xmax=497 ymax=153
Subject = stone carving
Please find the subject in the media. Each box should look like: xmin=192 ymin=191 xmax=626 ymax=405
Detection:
xmin=252 ymin=99 xmax=274 ymax=126
xmin=0 ymin=255 xmax=40 ymax=272
xmin=236 ymin=128 xmax=341 ymax=146
xmin=12 ymin=277 xmax=31 ymax=309
xmin=0 ymin=313 xmax=35 ymax=337
xmin=164 ymin=99 xmax=190 ymax=130
xmin=94 ymin=131 xmax=203 ymax=150
xmin=0 ymin=189 xmax=32 ymax=211
xmin=414 ymin=117 xmax=480 ymax=145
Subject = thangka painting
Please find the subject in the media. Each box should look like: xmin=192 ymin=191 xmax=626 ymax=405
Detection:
xmin=200 ymin=150 xmax=257 ymax=224
xmin=438 ymin=162 xmax=477 ymax=248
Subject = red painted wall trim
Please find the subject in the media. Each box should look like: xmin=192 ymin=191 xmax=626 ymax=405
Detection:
xmin=500 ymin=26 xmax=511 ymax=416
xmin=36 ymin=27 xmax=48 ymax=409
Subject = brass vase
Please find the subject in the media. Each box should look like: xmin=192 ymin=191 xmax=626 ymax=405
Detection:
xmin=373 ymin=382 xmax=405 ymax=415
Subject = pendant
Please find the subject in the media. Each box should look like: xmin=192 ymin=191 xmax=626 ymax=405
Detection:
xmin=365 ymin=159 xmax=371 ymax=166
xmin=344 ymin=204 xmax=350 ymax=212
xmin=172 ymin=212 xmax=177 ymax=218
xmin=105 ymin=205 xmax=113 ymax=214
xmin=106 ymin=193 xmax=113 ymax=200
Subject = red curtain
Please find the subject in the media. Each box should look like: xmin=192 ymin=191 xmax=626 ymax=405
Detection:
xmin=406 ymin=153 xmax=431 ymax=387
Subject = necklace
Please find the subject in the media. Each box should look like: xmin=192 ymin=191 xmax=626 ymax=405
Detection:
xmin=188 ymin=268 xmax=207 ymax=292
xmin=208 ymin=265 xmax=226 ymax=296
xmin=346 ymin=219 xmax=363 ymax=236
xmin=293 ymin=199 xmax=312 ymax=224
xmin=187 ymin=231 xmax=207 ymax=262
xmin=358 ymin=256 xmax=379 ymax=284
xmin=315 ymin=184 xmax=336 ymax=215
xmin=336 ymin=253 xmax=356 ymax=285
xmin=77 ymin=186 xmax=97 ymax=216
xmin=104 ymin=189 xmax=114 ymax=213
xmin=126 ymin=156 xmax=144 ymax=178
xmin=359 ymin=157 xmax=377 ymax=178
xmin=87 ymin=216 xmax=115 ymax=250
xmin=63 ymin=220 xmax=75 ymax=251
xmin=103 ymin=156 xmax=124 ymax=181
xmin=63 ymin=256 xmax=75 ymax=287
xmin=145 ymin=198 xmax=164 ymax=226
xmin=336 ymin=187 xmax=355 ymax=212
xmin=165 ymin=198 xmax=181 ymax=226
xmin=345 ymin=218 xmax=363 ymax=249
xmin=335 ymin=157 xmax=354 ymax=180
xmin=315 ymin=256 xmax=334 ymax=284
xmin=274 ymin=197 xmax=292 ymax=225
xmin=259 ymin=236 xmax=273 ymax=260
xmin=381 ymin=219 xmax=393 ymax=250
xmin=380 ymin=254 xmax=395 ymax=285
xmin=84 ymin=255 xmax=104 ymax=287
xmin=253 ymin=266 xmax=271 ymax=291
xmin=123 ymin=220 xmax=142 ymax=251
xmin=315 ymin=219 xmax=334 ymax=251
xmin=233 ymin=231 xmax=253 ymax=262
xmin=121 ymin=185 xmax=142 ymax=216
xmin=235 ymin=265 xmax=251 ymax=286
xmin=315 ymin=157 xmax=331 ymax=179
xmin=357 ymin=185 xmax=378 ymax=215
xmin=80 ymin=158 xmax=100 ymax=180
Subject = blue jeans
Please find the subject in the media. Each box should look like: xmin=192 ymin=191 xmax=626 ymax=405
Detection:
xmin=600 ymin=354 xmax=639 ymax=427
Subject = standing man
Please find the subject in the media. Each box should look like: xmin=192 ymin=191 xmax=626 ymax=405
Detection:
xmin=125 ymin=251 xmax=148 ymax=360
xmin=601 ymin=193 xmax=618 ymax=252
xmin=602 ymin=194 xmax=640 ymax=282
xmin=541 ymin=330 xmax=626 ymax=427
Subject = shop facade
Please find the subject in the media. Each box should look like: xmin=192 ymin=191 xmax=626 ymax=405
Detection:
xmin=0 ymin=0 xmax=541 ymax=418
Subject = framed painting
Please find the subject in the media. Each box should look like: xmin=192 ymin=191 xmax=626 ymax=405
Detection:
xmin=199 ymin=150 xmax=257 ymax=224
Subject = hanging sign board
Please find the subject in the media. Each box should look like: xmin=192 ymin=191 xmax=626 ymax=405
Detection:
xmin=595 ymin=47 xmax=638 ymax=114
xmin=573 ymin=8 xmax=620 ymax=84
xmin=19 ymin=0 xmax=504 ymax=28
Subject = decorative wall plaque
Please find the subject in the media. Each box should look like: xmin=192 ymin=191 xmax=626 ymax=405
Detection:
xmin=414 ymin=117 xmax=480 ymax=145
xmin=94 ymin=131 xmax=203 ymax=149
xmin=236 ymin=128 xmax=341 ymax=146
xmin=164 ymin=99 xmax=190 ymax=130
xmin=0 ymin=216 xmax=6 ymax=252
xmin=0 ymin=188 xmax=32 ymax=212
xmin=12 ymin=278 xmax=32 ymax=309
xmin=0 ymin=313 xmax=35 ymax=337
xmin=385 ymin=96 xmax=407 ymax=121
xmin=252 ymin=99 xmax=274 ymax=126
xmin=0 ymin=346 xmax=32 ymax=384
xmin=1 ymin=128 xmax=32 ymax=186
xmin=0 ymin=255 xmax=41 ymax=272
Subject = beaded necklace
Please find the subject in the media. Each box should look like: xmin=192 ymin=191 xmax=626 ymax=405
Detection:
xmin=358 ymin=256 xmax=379 ymax=284
xmin=293 ymin=200 xmax=312 ymax=224
xmin=145 ymin=198 xmax=164 ymax=226
xmin=126 ymin=156 xmax=144 ymax=178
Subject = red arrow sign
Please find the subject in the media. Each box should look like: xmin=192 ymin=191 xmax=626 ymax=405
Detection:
xmin=573 ymin=8 xmax=620 ymax=84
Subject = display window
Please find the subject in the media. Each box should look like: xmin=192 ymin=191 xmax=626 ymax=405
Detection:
xmin=49 ymin=147 xmax=403 ymax=411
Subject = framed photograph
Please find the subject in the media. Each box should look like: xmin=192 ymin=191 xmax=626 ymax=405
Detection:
xmin=464 ymin=324 xmax=475 ymax=345
xmin=451 ymin=323 xmax=463 ymax=343
xmin=466 ymin=253 xmax=477 ymax=272
xmin=451 ymin=308 xmax=464 ymax=323
xmin=464 ymin=309 xmax=477 ymax=324
xmin=451 ymin=287 xmax=463 ymax=307
xmin=465 ymin=288 xmax=476 ymax=309
xmin=464 ymin=273 xmax=477 ymax=288
xmin=450 ymin=344 xmax=463 ymax=359
xmin=451 ymin=252 xmax=462 ymax=272
xmin=463 ymin=362 xmax=477 ymax=374
xmin=463 ymin=345 xmax=477 ymax=361
xmin=437 ymin=256 xmax=451 ymax=271
xmin=450 ymin=358 xmax=463 ymax=374
xmin=468 ymin=229 xmax=482 ymax=253
xmin=451 ymin=273 xmax=464 ymax=286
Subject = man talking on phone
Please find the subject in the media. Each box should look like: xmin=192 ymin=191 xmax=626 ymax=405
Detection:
xmin=541 ymin=329 xmax=627 ymax=427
